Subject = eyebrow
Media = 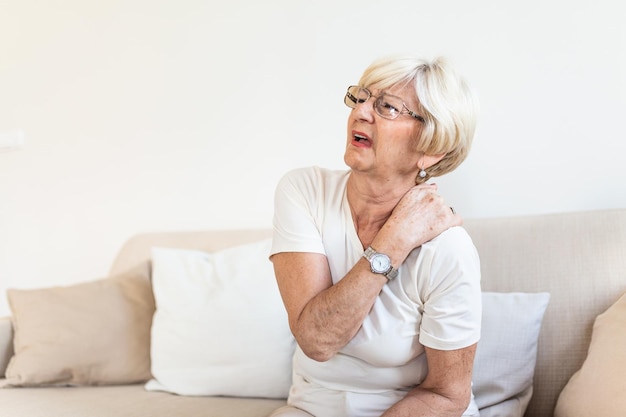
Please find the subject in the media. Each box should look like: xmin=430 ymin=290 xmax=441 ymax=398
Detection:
xmin=368 ymin=87 xmax=405 ymax=101
xmin=382 ymin=92 xmax=405 ymax=101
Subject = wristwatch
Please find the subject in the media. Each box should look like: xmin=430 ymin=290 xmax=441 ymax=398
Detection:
xmin=362 ymin=246 xmax=398 ymax=280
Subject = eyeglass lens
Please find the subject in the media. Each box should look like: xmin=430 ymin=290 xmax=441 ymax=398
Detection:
xmin=344 ymin=86 xmax=406 ymax=120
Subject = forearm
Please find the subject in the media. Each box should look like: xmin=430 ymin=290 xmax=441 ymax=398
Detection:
xmin=381 ymin=386 xmax=469 ymax=417
xmin=289 ymin=224 xmax=439 ymax=361
xmin=383 ymin=345 xmax=476 ymax=417
xmin=292 ymin=258 xmax=387 ymax=361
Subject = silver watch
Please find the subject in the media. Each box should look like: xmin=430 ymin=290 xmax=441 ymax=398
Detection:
xmin=363 ymin=246 xmax=398 ymax=280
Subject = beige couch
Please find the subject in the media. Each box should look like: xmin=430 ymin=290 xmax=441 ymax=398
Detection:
xmin=0 ymin=209 xmax=625 ymax=417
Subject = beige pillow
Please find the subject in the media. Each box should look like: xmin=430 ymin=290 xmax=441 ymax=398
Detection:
xmin=1 ymin=267 xmax=154 ymax=387
xmin=554 ymin=291 xmax=626 ymax=417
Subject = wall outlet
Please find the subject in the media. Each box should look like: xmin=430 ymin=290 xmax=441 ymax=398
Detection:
xmin=0 ymin=129 xmax=24 ymax=152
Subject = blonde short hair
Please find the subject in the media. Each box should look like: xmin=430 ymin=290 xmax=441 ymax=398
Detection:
xmin=359 ymin=55 xmax=479 ymax=182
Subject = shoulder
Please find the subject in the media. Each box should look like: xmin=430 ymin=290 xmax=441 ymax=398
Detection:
xmin=431 ymin=226 xmax=475 ymax=249
xmin=424 ymin=226 xmax=479 ymax=264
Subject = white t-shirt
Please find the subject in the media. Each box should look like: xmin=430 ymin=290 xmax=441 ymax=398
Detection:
xmin=271 ymin=166 xmax=482 ymax=417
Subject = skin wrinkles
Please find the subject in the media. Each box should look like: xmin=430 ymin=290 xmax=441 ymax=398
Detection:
xmin=271 ymin=72 xmax=475 ymax=417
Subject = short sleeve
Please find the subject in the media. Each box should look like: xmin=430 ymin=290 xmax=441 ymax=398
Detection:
xmin=417 ymin=227 xmax=482 ymax=350
xmin=270 ymin=168 xmax=326 ymax=257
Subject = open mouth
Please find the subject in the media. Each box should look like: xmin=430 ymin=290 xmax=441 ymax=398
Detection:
xmin=353 ymin=132 xmax=371 ymax=146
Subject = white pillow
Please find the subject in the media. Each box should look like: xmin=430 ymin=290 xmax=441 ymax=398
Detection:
xmin=145 ymin=239 xmax=295 ymax=398
xmin=473 ymin=292 xmax=551 ymax=417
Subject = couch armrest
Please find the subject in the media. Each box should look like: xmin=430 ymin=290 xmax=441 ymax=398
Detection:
xmin=0 ymin=317 xmax=13 ymax=377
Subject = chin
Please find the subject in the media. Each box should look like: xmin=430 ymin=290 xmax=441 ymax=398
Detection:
xmin=343 ymin=152 xmax=356 ymax=170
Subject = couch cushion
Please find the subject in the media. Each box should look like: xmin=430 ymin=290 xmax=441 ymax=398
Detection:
xmin=0 ymin=384 xmax=286 ymax=417
xmin=473 ymin=292 xmax=550 ymax=417
xmin=1 ymin=267 xmax=154 ymax=387
xmin=146 ymin=239 xmax=295 ymax=398
xmin=554 ymin=291 xmax=626 ymax=417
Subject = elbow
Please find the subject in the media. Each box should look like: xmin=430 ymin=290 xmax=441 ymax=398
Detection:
xmin=453 ymin=399 xmax=471 ymax=417
xmin=447 ymin=390 xmax=472 ymax=417
xmin=299 ymin=343 xmax=335 ymax=362
xmin=420 ymin=386 xmax=472 ymax=417
xmin=291 ymin=323 xmax=338 ymax=362
xmin=308 ymin=351 xmax=334 ymax=362
xmin=293 ymin=330 xmax=337 ymax=362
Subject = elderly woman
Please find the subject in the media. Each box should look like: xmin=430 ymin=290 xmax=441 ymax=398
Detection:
xmin=269 ymin=55 xmax=481 ymax=417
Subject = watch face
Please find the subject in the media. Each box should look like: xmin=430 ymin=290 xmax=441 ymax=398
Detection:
xmin=370 ymin=253 xmax=391 ymax=273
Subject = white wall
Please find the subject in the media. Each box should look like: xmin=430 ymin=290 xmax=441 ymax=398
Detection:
xmin=1 ymin=0 xmax=625 ymax=316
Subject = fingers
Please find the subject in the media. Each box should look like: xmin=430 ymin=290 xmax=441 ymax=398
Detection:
xmin=412 ymin=184 xmax=460 ymax=220
xmin=409 ymin=184 xmax=462 ymax=227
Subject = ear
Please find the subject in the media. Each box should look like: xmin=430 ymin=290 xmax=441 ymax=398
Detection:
xmin=419 ymin=152 xmax=446 ymax=169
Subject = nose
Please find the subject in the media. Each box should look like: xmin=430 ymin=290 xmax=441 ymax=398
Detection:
xmin=352 ymin=96 xmax=376 ymax=123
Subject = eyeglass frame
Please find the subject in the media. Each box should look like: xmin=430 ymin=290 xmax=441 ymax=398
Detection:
xmin=344 ymin=85 xmax=425 ymax=123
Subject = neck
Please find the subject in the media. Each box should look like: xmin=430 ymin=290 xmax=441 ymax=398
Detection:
xmin=346 ymin=171 xmax=413 ymax=247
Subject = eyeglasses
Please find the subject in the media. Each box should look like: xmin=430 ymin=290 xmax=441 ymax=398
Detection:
xmin=344 ymin=85 xmax=425 ymax=123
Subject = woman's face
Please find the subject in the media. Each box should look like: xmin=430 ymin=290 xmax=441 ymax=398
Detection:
xmin=343 ymin=82 xmax=424 ymax=182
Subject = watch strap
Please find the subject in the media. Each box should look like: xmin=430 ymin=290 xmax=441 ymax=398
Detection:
xmin=384 ymin=265 xmax=399 ymax=280
xmin=362 ymin=246 xmax=398 ymax=280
